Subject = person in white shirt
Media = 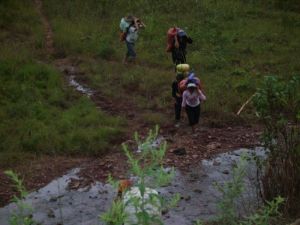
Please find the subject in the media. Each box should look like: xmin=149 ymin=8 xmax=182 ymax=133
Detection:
xmin=181 ymin=83 xmax=206 ymax=132
xmin=122 ymin=16 xmax=145 ymax=64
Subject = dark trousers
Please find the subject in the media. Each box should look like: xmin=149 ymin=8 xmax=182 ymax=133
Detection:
xmin=126 ymin=41 xmax=136 ymax=59
xmin=172 ymin=48 xmax=186 ymax=65
xmin=174 ymin=97 xmax=182 ymax=121
xmin=185 ymin=104 xmax=200 ymax=126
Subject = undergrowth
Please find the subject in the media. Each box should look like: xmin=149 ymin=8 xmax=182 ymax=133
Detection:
xmin=42 ymin=0 xmax=300 ymax=125
xmin=0 ymin=0 xmax=124 ymax=168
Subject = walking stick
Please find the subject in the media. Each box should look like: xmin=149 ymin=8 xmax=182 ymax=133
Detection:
xmin=236 ymin=93 xmax=256 ymax=116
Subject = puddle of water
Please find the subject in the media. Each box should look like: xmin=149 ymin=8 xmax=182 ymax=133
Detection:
xmin=161 ymin=147 xmax=266 ymax=225
xmin=69 ymin=75 xmax=94 ymax=97
xmin=0 ymin=148 xmax=265 ymax=225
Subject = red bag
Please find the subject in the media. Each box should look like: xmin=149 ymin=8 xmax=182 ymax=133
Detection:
xmin=179 ymin=77 xmax=202 ymax=93
xmin=166 ymin=27 xmax=178 ymax=52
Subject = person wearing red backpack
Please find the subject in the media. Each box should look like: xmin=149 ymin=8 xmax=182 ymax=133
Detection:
xmin=166 ymin=27 xmax=193 ymax=65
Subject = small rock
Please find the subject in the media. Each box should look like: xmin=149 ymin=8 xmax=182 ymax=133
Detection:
xmin=185 ymin=196 xmax=191 ymax=201
xmin=99 ymin=161 xmax=106 ymax=166
xmin=106 ymin=164 xmax=113 ymax=169
xmin=193 ymin=189 xmax=202 ymax=194
xmin=47 ymin=209 xmax=55 ymax=218
xmin=222 ymin=170 xmax=230 ymax=175
xmin=213 ymin=160 xmax=221 ymax=166
xmin=192 ymin=154 xmax=198 ymax=159
xmin=162 ymin=209 xmax=169 ymax=215
xmin=207 ymin=142 xmax=221 ymax=150
xmin=227 ymin=127 xmax=232 ymax=130
xmin=173 ymin=148 xmax=186 ymax=156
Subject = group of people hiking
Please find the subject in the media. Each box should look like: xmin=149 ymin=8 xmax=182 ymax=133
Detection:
xmin=120 ymin=15 xmax=206 ymax=133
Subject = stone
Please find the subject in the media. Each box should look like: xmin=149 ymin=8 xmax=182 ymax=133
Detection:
xmin=193 ymin=189 xmax=202 ymax=194
xmin=192 ymin=154 xmax=198 ymax=159
xmin=47 ymin=209 xmax=55 ymax=218
xmin=207 ymin=142 xmax=221 ymax=150
xmin=222 ymin=170 xmax=230 ymax=175
xmin=213 ymin=160 xmax=221 ymax=166
xmin=185 ymin=196 xmax=191 ymax=201
xmin=173 ymin=148 xmax=186 ymax=156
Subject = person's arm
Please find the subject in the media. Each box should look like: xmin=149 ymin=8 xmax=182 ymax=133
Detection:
xmin=174 ymin=35 xmax=179 ymax=48
xmin=187 ymin=36 xmax=193 ymax=44
xmin=182 ymin=91 xmax=187 ymax=107
xmin=198 ymin=89 xmax=206 ymax=101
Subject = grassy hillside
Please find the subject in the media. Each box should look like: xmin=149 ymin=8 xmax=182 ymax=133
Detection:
xmin=0 ymin=0 xmax=123 ymax=168
xmin=1 ymin=0 xmax=300 ymax=166
xmin=42 ymin=0 xmax=300 ymax=124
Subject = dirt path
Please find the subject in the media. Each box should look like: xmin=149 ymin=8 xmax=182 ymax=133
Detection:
xmin=0 ymin=0 xmax=262 ymax=207
xmin=35 ymin=0 xmax=54 ymax=56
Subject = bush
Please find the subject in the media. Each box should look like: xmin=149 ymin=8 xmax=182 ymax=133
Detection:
xmin=253 ymin=75 xmax=300 ymax=215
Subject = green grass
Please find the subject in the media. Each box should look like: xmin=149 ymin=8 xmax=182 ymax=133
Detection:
xmin=0 ymin=0 xmax=124 ymax=168
xmin=0 ymin=60 xmax=124 ymax=168
xmin=41 ymin=0 xmax=300 ymax=126
xmin=1 ymin=0 xmax=300 ymax=166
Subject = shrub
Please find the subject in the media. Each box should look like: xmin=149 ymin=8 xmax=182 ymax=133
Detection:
xmin=253 ymin=75 xmax=300 ymax=215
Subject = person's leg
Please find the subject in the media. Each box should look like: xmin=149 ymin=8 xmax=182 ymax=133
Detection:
xmin=189 ymin=106 xmax=198 ymax=133
xmin=186 ymin=105 xmax=195 ymax=133
xmin=125 ymin=41 xmax=136 ymax=63
xmin=195 ymin=104 xmax=201 ymax=124
xmin=124 ymin=41 xmax=130 ymax=64
xmin=182 ymin=50 xmax=187 ymax=64
xmin=175 ymin=97 xmax=182 ymax=121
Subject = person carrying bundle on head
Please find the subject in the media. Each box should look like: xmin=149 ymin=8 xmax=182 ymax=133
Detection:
xmin=166 ymin=27 xmax=193 ymax=65
xmin=119 ymin=15 xmax=145 ymax=64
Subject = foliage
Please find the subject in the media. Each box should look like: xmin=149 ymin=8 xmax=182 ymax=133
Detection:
xmin=253 ymin=75 xmax=300 ymax=215
xmin=211 ymin=155 xmax=284 ymax=225
xmin=0 ymin=60 xmax=124 ymax=167
xmin=240 ymin=196 xmax=284 ymax=225
xmin=41 ymin=0 xmax=300 ymax=125
xmin=101 ymin=127 xmax=179 ymax=225
xmin=215 ymin=156 xmax=247 ymax=225
xmin=100 ymin=200 xmax=127 ymax=225
xmin=0 ymin=0 xmax=124 ymax=167
xmin=4 ymin=170 xmax=37 ymax=225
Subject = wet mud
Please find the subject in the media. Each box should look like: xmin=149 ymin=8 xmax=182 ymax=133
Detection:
xmin=0 ymin=148 xmax=265 ymax=225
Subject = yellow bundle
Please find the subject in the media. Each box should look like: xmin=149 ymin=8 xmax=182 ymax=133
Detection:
xmin=176 ymin=64 xmax=190 ymax=73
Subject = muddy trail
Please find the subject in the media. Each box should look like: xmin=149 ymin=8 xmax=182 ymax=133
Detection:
xmin=0 ymin=0 xmax=262 ymax=211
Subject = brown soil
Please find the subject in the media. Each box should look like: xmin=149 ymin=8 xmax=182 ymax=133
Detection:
xmin=0 ymin=0 xmax=263 ymax=207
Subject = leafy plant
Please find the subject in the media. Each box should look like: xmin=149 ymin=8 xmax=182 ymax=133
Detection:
xmin=215 ymin=155 xmax=247 ymax=225
xmin=100 ymin=200 xmax=127 ymax=225
xmin=240 ymin=196 xmax=284 ymax=225
xmin=4 ymin=170 xmax=37 ymax=225
xmin=253 ymin=75 xmax=300 ymax=215
xmin=101 ymin=126 xmax=179 ymax=225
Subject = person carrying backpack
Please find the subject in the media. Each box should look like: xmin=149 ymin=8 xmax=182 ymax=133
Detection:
xmin=172 ymin=73 xmax=185 ymax=127
xmin=181 ymin=82 xmax=206 ymax=133
xmin=166 ymin=27 xmax=193 ymax=65
xmin=120 ymin=15 xmax=145 ymax=64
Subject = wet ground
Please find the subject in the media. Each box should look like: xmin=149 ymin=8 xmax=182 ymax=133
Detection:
xmin=0 ymin=148 xmax=265 ymax=225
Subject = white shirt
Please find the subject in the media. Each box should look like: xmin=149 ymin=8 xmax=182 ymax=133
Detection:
xmin=182 ymin=89 xmax=206 ymax=107
xmin=126 ymin=26 xmax=138 ymax=43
